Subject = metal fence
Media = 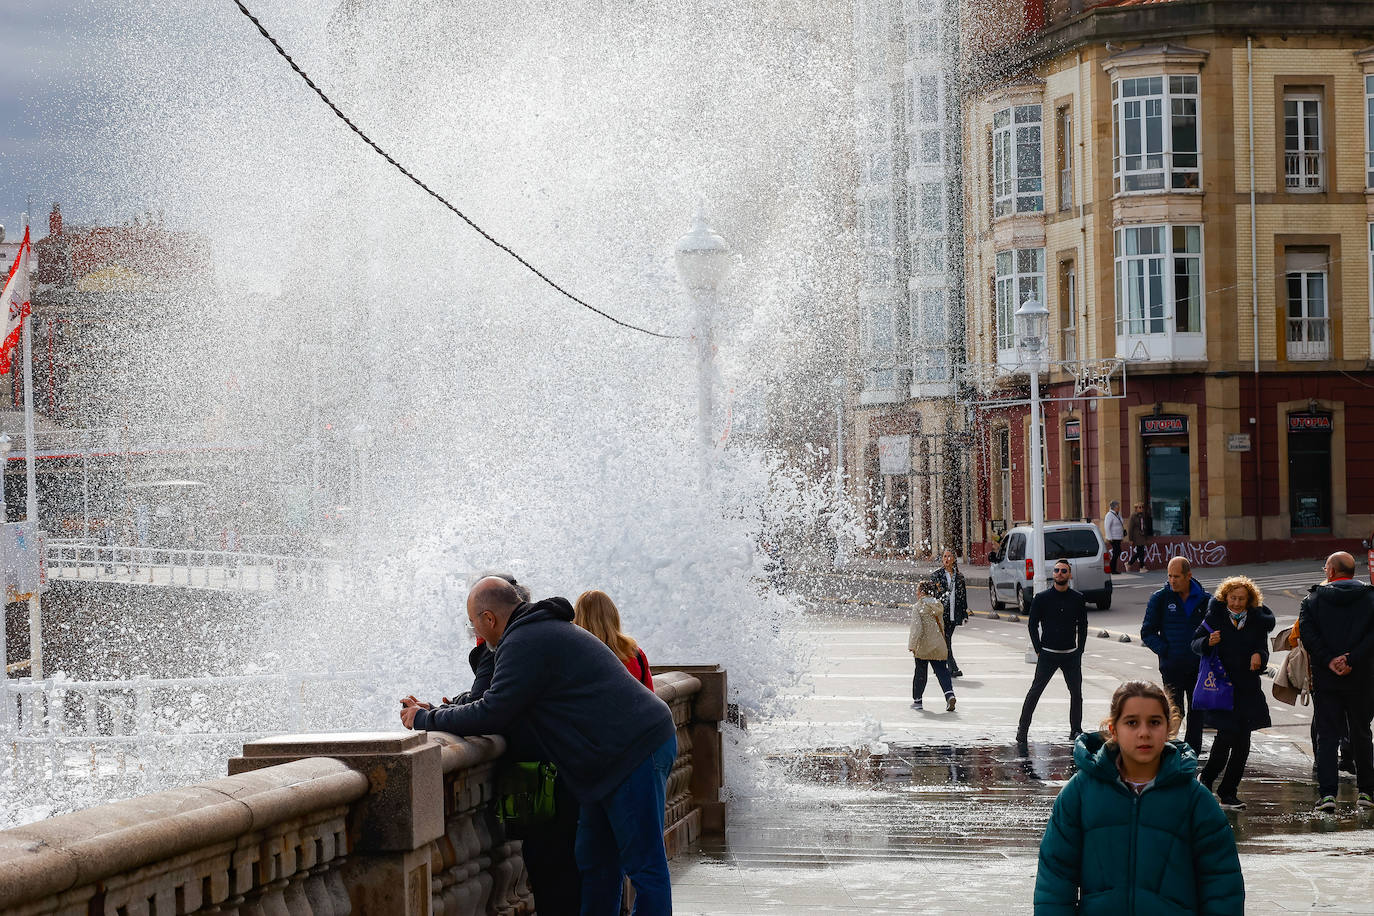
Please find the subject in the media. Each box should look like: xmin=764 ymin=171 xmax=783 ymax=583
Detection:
xmin=43 ymin=540 xmax=350 ymax=598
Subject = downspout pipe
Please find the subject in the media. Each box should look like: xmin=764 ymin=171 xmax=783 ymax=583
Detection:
xmin=1248 ymin=37 xmax=1263 ymax=560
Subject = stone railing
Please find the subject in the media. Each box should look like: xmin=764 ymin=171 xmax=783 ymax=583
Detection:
xmin=0 ymin=667 xmax=727 ymax=915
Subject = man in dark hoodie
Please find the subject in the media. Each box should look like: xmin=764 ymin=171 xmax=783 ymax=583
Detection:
xmin=400 ymin=577 xmax=678 ymax=915
xmin=1140 ymin=556 xmax=1208 ymax=755
xmin=1298 ymin=552 xmax=1374 ymax=813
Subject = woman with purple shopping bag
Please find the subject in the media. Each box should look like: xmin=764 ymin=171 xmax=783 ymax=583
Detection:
xmin=1189 ymin=576 xmax=1276 ymax=810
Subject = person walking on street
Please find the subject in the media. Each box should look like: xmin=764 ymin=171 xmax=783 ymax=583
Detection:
xmin=1103 ymin=501 xmax=1125 ymax=575
xmin=1127 ymin=502 xmax=1153 ymax=571
xmin=1141 ymin=556 xmax=1209 ymax=756
xmin=1297 ymin=552 xmax=1374 ymax=813
xmin=1190 ymin=576 xmax=1275 ymax=810
xmin=1034 ymin=681 xmax=1244 ymax=915
xmin=909 ymin=580 xmax=956 ymax=711
xmin=1017 ymin=560 xmax=1089 ymax=747
xmin=928 ymin=548 xmax=969 ymax=677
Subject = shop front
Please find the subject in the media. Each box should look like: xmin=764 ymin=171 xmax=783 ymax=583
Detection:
xmin=1140 ymin=414 xmax=1190 ymax=537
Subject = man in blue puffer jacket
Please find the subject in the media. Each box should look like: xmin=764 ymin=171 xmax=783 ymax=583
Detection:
xmin=401 ymin=577 xmax=678 ymax=915
xmin=1141 ymin=557 xmax=1209 ymax=754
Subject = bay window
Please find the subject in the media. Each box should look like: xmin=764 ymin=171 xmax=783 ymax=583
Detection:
xmin=1112 ymin=76 xmax=1199 ymax=192
xmin=992 ymin=105 xmax=1043 ymax=216
xmin=995 ymin=248 xmax=1045 ymax=356
xmin=1114 ymin=225 xmax=1204 ymax=360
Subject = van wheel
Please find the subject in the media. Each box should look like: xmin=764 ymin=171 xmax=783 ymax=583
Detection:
xmin=1095 ymin=596 xmax=1112 ymax=611
xmin=990 ymin=581 xmax=1005 ymax=610
xmin=1017 ymin=587 xmax=1031 ymax=615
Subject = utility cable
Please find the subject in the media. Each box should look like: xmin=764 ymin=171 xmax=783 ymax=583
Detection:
xmin=230 ymin=0 xmax=681 ymax=340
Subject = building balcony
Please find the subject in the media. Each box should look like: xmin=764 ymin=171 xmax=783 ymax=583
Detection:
xmin=1284 ymin=151 xmax=1325 ymax=192
xmin=1116 ymin=328 xmax=1206 ymax=364
xmin=1286 ymin=318 xmax=1330 ymax=360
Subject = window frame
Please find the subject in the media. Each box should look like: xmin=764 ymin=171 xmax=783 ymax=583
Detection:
xmin=1366 ymin=75 xmax=1374 ymax=189
xmin=1284 ymin=92 xmax=1325 ymax=192
xmin=1285 ymin=266 xmax=1330 ymax=361
xmin=1111 ymin=75 xmax=1200 ymax=194
xmin=1113 ymin=224 xmax=1203 ymax=338
xmin=995 ymin=247 xmax=1046 ymax=355
xmin=992 ymin=104 xmax=1044 ymax=217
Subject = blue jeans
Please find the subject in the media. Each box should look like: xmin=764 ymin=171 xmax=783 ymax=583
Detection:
xmin=576 ymin=736 xmax=677 ymax=915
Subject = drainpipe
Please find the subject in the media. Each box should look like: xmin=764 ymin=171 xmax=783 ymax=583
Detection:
xmin=1248 ymin=37 xmax=1264 ymax=561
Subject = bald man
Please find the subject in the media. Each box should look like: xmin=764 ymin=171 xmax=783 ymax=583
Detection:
xmin=1298 ymin=552 xmax=1374 ymax=812
xmin=400 ymin=577 xmax=677 ymax=915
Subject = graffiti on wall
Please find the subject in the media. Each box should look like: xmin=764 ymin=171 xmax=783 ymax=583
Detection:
xmin=1140 ymin=539 xmax=1228 ymax=567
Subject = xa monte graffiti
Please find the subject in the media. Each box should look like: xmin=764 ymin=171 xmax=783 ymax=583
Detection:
xmin=1139 ymin=539 xmax=1228 ymax=567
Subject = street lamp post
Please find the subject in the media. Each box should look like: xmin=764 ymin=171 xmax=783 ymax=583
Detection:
xmin=80 ymin=431 xmax=93 ymax=541
xmin=1015 ymin=297 xmax=1050 ymax=610
xmin=831 ymin=375 xmax=848 ymax=566
xmin=674 ymin=209 xmax=730 ymax=493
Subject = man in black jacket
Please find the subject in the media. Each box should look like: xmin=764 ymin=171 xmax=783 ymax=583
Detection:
xmin=1015 ymin=560 xmax=1089 ymax=748
xmin=401 ymin=577 xmax=678 ymax=915
xmin=1298 ymin=552 xmax=1374 ymax=813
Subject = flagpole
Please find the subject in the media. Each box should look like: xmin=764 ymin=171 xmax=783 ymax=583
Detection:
xmin=20 ymin=217 xmax=40 ymax=682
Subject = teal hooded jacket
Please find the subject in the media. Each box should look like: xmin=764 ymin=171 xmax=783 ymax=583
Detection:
xmin=1035 ymin=733 xmax=1244 ymax=915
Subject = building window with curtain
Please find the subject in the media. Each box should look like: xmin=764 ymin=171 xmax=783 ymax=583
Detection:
xmin=1114 ymin=225 xmax=1203 ymax=360
xmin=1285 ymin=250 xmax=1330 ymax=361
xmin=1112 ymin=76 xmax=1199 ymax=192
xmin=995 ymin=248 xmax=1045 ymax=353
xmin=1284 ymin=93 xmax=1324 ymax=192
xmin=992 ymin=104 xmax=1044 ymax=216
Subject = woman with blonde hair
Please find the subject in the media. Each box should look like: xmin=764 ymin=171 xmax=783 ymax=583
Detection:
xmin=1189 ymin=575 xmax=1275 ymax=809
xmin=574 ymin=589 xmax=653 ymax=690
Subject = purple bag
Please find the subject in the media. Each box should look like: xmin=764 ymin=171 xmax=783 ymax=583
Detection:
xmin=1193 ymin=623 xmax=1234 ymax=711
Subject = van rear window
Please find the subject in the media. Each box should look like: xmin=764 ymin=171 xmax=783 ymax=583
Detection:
xmin=1044 ymin=530 xmax=1100 ymax=559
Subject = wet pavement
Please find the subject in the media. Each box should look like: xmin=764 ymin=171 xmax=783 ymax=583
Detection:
xmin=671 ymin=615 xmax=1374 ymax=914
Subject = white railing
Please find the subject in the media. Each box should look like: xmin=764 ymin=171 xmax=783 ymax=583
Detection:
xmin=1061 ymin=327 xmax=1078 ymax=363
xmin=0 ymin=670 xmax=379 ymax=740
xmin=43 ymin=541 xmax=350 ymax=598
xmin=1285 ymin=150 xmax=1324 ymax=191
xmin=1287 ymin=317 xmax=1330 ymax=360
xmin=1059 ymin=166 xmax=1073 ymax=210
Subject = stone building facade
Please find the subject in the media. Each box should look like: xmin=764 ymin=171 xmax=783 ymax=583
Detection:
xmin=960 ymin=0 xmax=1374 ymax=564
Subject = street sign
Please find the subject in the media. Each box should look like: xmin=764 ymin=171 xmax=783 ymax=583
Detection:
xmin=1227 ymin=433 xmax=1251 ymax=452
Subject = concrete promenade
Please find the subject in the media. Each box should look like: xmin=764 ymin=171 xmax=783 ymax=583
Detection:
xmin=672 ymin=614 xmax=1373 ymax=914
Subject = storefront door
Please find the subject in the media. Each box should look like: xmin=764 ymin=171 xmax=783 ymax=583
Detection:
xmin=1144 ymin=444 xmax=1190 ymax=536
xmin=1289 ymin=413 xmax=1332 ymax=534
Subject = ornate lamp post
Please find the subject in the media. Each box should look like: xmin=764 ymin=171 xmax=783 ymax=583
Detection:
xmin=674 ymin=209 xmax=730 ymax=492
xmin=1015 ymin=297 xmax=1050 ymax=608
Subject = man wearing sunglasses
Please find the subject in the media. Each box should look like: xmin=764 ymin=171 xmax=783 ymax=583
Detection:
xmin=1016 ymin=559 xmax=1089 ymax=750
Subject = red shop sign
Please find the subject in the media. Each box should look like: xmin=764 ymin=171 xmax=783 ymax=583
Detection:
xmin=1288 ymin=413 xmax=1332 ymax=432
xmin=1140 ymin=415 xmax=1187 ymax=436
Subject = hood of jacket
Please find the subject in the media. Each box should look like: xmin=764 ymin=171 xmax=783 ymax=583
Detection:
xmin=1307 ymin=578 xmax=1374 ymax=607
xmin=501 ymin=596 xmax=575 ymax=640
xmin=1074 ymin=731 xmax=1197 ymax=789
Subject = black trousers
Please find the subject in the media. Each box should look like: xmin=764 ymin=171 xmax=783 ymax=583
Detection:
xmin=1017 ymin=651 xmax=1083 ymax=738
xmin=1109 ymin=539 xmax=1123 ymax=573
xmin=1201 ymin=728 xmax=1252 ymax=798
xmin=1313 ymin=688 xmax=1374 ymax=798
xmin=913 ymin=657 xmax=954 ymax=702
xmin=1160 ymin=662 xmax=1204 ymax=756
xmin=944 ymin=622 xmax=960 ymax=672
xmin=520 ymin=776 xmax=582 ymax=915
xmin=1131 ymin=543 xmax=1147 ymax=566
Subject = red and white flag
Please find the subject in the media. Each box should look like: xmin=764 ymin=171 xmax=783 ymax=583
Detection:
xmin=0 ymin=226 xmax=31 ymax=375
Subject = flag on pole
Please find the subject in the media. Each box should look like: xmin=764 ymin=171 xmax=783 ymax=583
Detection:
xmin=0 ymin=226 xmax=31 ymax=375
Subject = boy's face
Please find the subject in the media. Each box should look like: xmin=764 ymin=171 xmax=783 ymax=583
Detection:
xmin=1111 ymin=696 xmax=1170 ymax=768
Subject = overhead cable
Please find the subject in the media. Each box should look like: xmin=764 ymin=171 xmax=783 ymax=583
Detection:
xmin=229 ymin=0 xmax=680 ymax=340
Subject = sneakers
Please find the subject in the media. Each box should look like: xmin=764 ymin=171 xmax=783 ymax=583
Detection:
xmin=910 ymin=701 xmax=923 ymax=710
xmin=1358 ymin=793 xmax=1374 ymax=809
xmin=1314 ymin=795 xmax=1338 ymax=813
xmin=946 ymin=695 xmax=957 ymax=712
xmin=1217 ymin=796 xmax=1246 ymax=810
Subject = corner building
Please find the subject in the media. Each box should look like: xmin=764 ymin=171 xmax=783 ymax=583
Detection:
xmin=960 ymin=0 xmax=1374 ymax=564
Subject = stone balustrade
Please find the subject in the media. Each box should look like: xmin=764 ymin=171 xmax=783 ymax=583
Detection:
xmin=0 ymin=666 xmax=727 ymax=915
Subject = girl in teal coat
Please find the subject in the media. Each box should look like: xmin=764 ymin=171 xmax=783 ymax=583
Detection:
xmin=1035 ymin=681 xmax=1244 ymax=915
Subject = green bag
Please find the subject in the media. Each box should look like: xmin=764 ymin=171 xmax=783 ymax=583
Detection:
xmin=494 ymin=760 xmax=558 ymax=835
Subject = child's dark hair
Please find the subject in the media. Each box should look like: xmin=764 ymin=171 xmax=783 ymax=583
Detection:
xmin=917 ymin=580 xmax=936 ymax=597
xmin=1099 ymin=680 xmax=1180 ymax=744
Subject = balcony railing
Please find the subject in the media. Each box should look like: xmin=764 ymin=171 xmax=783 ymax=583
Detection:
xmin=1284 ymin=150 xmax=1324 ymax=191
xmin=1061 ymin=327 xmax=1078 ymax=363
xmin=1059 ymin=167 xmax=1073 ymax=210
xmin=1287 ymin=317 xmax=1330 ymax=360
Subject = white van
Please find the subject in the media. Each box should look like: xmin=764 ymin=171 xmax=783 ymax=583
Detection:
xmin=987 ymin=522 xmax=1113 ymax=612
